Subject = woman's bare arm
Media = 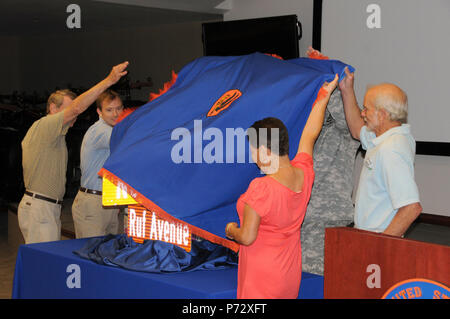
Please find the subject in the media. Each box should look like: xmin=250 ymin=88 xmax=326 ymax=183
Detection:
xmin=225 ymin=204 xmax=261 ymax=246
xmin=297 ymin=74 xmax=339 ymax=156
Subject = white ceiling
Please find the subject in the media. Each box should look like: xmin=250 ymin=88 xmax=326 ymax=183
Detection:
xmin=0 ymin=0 xmax=227 ymax=36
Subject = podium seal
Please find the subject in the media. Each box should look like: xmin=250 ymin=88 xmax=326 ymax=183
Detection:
xmin=382 ymin=278 xmax=449 ymax=299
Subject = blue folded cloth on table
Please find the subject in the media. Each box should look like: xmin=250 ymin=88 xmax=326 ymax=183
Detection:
xmin=73 ymin=234 xmax=238 ymax=273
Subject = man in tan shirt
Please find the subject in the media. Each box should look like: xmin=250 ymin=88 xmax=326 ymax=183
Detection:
xmin=18 ymin=61 xmax=129 ymax=244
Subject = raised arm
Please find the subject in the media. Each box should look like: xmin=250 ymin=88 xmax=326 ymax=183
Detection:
xmin=297 ymin=74 xmax=339 ymax=156
xmin=339 ymin=67 xmax=364 ymax=140
xmin=63 ymin=61 xmax=129 ymax=126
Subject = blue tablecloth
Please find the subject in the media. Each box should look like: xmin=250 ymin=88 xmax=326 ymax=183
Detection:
xmin=12 ymin=238 xmax=323 ymax=299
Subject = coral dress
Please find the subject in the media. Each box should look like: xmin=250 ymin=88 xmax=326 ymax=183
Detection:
xmin=236 ymin=152 xmax=314 ymax=299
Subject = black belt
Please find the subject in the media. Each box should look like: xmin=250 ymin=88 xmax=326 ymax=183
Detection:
xmin=25 ymin=191 xmax=63 ymax=205
xmin=80 ymin=187 xmax=102 ymax=195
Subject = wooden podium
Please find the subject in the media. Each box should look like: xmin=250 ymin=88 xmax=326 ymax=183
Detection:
xmin=324 ymin=227 xmax=449 ymax=299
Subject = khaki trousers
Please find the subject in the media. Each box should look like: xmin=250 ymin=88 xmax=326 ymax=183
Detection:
xmin=72 ymin=190 xmax=119 ymax=238
xmin=18 ymin=193 xmax=62 ymax=244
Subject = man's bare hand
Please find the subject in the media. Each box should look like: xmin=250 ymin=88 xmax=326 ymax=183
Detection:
xmin=338 ymin=66 xmax=355 ymax=93
xmin=106 ymin=61 xmax=129 ymax=85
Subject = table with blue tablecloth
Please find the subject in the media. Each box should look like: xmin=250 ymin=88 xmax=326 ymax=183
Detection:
xmin=12 ymin=238 xmax=323 ymax=299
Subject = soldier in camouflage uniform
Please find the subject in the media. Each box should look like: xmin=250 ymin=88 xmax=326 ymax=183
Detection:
xmin=301 ymin=89 xmax=360 ymax=275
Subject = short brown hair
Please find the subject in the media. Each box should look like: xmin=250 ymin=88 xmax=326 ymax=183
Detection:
xmin=248 ymin=117 xmax=290 ymax=156
xmin=96 ymin=90 xmax=121 ymax=111
xmin=46 ymin=89 xmax=77 ymax=114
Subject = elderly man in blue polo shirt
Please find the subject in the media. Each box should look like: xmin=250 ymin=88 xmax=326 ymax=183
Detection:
xmin=339 ymin=67 xmax=422 ymax=236
xmin=71 ymin=90 xmax=124 ymax=238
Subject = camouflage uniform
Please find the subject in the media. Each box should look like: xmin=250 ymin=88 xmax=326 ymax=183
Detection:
xmin=301 ymin=90 xmax=360 ymax=275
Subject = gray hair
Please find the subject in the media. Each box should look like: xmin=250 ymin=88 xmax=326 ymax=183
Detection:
xmin=46 ymin=89 xmax=77 ymax=114
xmin=368 ymin=84 xmax=408 ymax=123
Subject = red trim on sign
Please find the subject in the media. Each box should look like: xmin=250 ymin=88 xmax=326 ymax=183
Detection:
xmin=127 ymin=204 xmax=192 ymax=252
xmin=98 ymin=168 xmax=240 ymax=252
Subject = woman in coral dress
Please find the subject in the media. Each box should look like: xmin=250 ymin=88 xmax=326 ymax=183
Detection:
xmin=225 ymin=74 xmax=339 ymax=298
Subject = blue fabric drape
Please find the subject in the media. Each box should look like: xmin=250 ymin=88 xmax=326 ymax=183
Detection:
xmin=74 ymin=234 xmax=238 ymax=273
xmin=103 ymin=53 xmax=354 ymax=241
